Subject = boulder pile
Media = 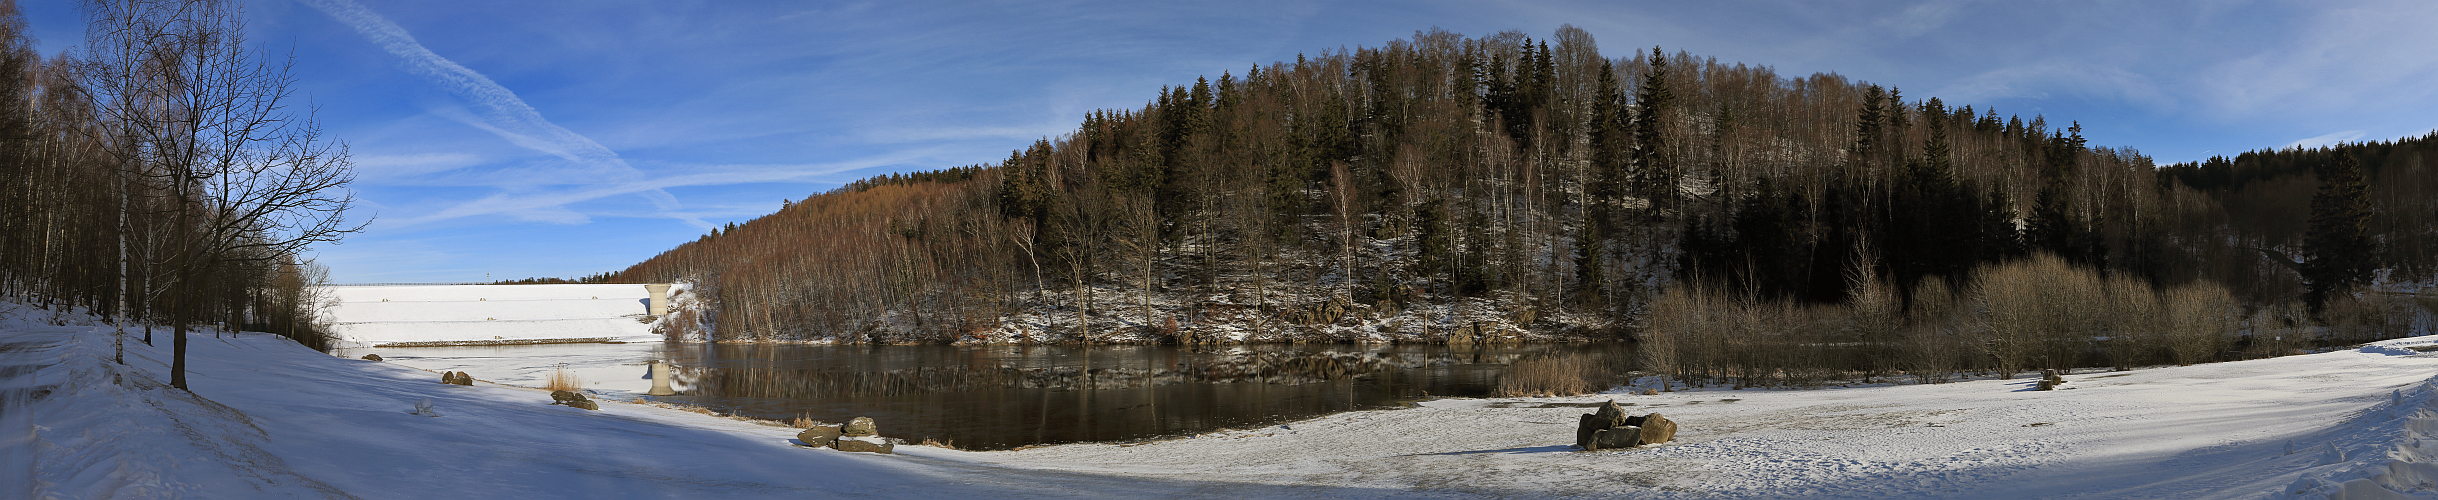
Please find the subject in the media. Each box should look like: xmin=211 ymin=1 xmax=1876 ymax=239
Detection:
xmin=549 ymin=390 xmax=599 ymax=410
xmin=798 ymin=416 xmax=895 ymax=454
xmin=440 ymin=371 xmax=473 ymax=385
xmin=1575 ymin=400 xmax=1676 ymax=451
xmin=2036 ymin=369 xmax=2066 ymax=391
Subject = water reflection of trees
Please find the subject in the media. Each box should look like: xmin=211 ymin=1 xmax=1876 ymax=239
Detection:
xmin=676 ymin=348 xmax=1565 ymax=399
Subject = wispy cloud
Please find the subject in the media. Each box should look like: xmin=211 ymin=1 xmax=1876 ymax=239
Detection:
xmin=2198 ymin=1 xmax=2438 ymax=122
xmin=387 ymin=147 xmax=948 ymax=227
xmin=2287 ymin=130 xmax=2365 ymax=150
xmin=348 ymin=152 xmax=488 ymax=181
xmin=295 ymin=0 xmax=704 ymax=228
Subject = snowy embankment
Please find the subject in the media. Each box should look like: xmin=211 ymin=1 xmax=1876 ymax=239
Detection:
xmin=8 ymin=299 xmax=2438 ymax=498
xmin=324 ymin=284 xmax=660 ymax=347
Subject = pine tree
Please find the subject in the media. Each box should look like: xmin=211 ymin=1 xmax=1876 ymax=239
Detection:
xmin=2302 ymin=152 xmax=2377 ymax=312
xmin=1576 ymin=60 xmax=1625 ymax=306
xmin=1631 ymin=47 xmax=1676 ymax=219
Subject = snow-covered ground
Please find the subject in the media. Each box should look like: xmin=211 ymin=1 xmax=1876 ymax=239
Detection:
xmin=8 ymin=300 xmax=2438 ymax=499
xmin=324 ymin=284 xmax=661 ymax=347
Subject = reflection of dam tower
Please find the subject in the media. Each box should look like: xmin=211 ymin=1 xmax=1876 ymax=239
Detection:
xmin=646 ymin=360 xmax=677 ymax=396
xmin=646 ymin=284 xmax=672 ymax=317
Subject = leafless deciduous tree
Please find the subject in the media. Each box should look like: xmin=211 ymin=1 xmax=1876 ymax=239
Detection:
xmin=81 ymin=0 xmax=360 ymax=390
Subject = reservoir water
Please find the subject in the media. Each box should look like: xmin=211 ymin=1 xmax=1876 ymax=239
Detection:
xmin=336 ymin=342 xmax=1630 ymax=450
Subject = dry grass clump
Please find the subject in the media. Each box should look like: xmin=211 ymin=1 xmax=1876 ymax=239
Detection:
xmin=917 ymin=438 xmax=959 ymax=450
xmin=1494 ymin=353 xmax=1598 ymax=397
xmin=543 ymin=365 xmax=584 ymax=392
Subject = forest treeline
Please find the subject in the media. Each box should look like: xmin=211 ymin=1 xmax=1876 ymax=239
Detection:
xmin=0 ymin=0 xmax=358 ymax=381
xmin=616 ymin=27 xmax=2431 ymax=374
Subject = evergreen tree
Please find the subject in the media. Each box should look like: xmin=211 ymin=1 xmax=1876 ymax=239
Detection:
xmin=1575 ymin=60 xmax=1625 ymax=306
xmin=1631 ymin=47 xmax=1676 ymax=219
xmin=2302 ymin=152 xmax=2377 ymax=312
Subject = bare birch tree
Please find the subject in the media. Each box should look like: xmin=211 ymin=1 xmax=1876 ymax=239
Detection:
xmin=82 ymin=0 xmax=361 ymax=390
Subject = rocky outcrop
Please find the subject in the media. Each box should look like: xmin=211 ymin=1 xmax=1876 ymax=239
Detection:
xmin=550 ymin=390 xmax=599 ymax=410
xmin=1575 ymin=400 xmax=1675 ymax=451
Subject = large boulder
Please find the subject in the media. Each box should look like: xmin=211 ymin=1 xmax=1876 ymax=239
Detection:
xmin=360 ymin=354 xmax=383 ymax=361
xmin=441 ymin=371 xmax=474 ymax=385
xmin=550 ymin=390 xmax=599 ymax=410
xmin=831 ymin=436 xmax=894 ymax=454
xmin=1589 ymin=426 xmax=1643 ymax=449
xmin=842 ymin=416 xmax=879 ymax=437
xmin=796 ymin=425 xmax=843 ymax=447
xmin=1630 ymin=413 xmax=1677 ymax=445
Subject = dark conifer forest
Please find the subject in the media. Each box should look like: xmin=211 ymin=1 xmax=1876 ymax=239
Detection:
xmin=616 ymin=27 xmax=2433 ymax=379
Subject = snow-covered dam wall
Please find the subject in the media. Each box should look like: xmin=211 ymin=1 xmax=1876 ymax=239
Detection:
xmin=324 ymin=284 xmax=665 ymax=347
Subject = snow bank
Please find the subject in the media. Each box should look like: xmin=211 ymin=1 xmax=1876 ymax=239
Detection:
xmin=2279 ymin=338 xmax=2438 ymax=499
xmin=325 ymin=284 xmax=660 ymax=346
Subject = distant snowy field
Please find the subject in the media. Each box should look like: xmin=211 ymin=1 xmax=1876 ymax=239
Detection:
xmin=324 ymin=284 xmax=661 ymax=346
xmin=6 ymin=300 xmax=2438 ymax=499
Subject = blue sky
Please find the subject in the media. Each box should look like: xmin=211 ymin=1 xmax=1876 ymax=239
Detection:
xmin=21 ymin=1 xmax=2438 ymax=283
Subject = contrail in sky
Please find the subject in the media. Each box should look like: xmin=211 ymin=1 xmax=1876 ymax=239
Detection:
xmin=294 ymin=0 xmax=708 ymax=228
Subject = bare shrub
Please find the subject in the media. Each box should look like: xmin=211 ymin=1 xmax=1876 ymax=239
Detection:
xmin=544 ymin=365 xmax=584 ymax=392
xmin=1971 ymin=258 xmax=2045 ymax=379
xmin=917 ymin=438 xmax=960 ymax=450
xmin=2321 ymin=293 xmax=2417 ymax=345
xmin=2100 ymin=274 xmax=2164 ymax=370
xmin=1640 ymin=284 xmax=1706 ymax=390
xmin=1495 ymin=354 xmax=1596 ymax=397
xmin=1972 ymin=254 xmax=2108 ymax=378
xmin=1901 ymin=276 xmax=1964 ymax=384
xmin=1844 ymin=262 xmax=1901 ymax=383
xmin=2244 ymin=303 xmax=2310 ymax=359
xmin=2161 ymin=280 xmax=2239 ymax=365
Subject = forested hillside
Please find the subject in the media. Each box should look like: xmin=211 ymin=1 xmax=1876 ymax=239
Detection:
xmin=616 ymin=27 xmax=2433 ymax=353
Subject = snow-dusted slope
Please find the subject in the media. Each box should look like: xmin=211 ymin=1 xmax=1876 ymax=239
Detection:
xmin=325 ymin=284 xmax=659 ymax=346
xmin=8 ymin=298 xmax=2438 ymax=499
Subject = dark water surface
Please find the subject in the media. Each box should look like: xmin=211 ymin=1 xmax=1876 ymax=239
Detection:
xmin=652 ymin=342 xmax=1629 ymax=450
xmin=338 ymin=342 xmax=1631 ymax=451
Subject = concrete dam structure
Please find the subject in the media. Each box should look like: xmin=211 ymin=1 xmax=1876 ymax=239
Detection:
xmin=325 ymin=284 xmax=671 ymax=347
